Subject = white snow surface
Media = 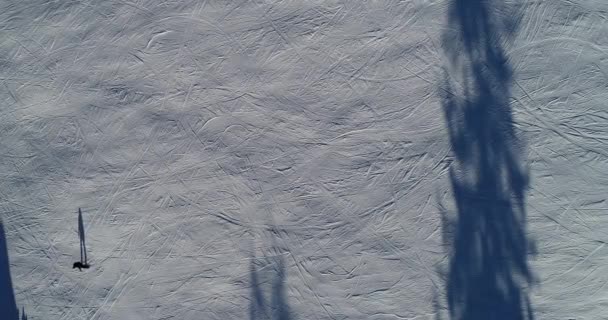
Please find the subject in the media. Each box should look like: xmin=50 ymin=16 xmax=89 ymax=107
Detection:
xmin=1 ymin=0 xmax=608 ymax=319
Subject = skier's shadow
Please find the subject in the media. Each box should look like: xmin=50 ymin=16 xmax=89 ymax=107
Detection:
xmin=249 ymin=253 xmax=291 ymax=320
xmin=73 ymin=208 xmax=90 ymax=271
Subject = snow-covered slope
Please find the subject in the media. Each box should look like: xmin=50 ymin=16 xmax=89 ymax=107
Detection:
xmin=1 ymin=1 xmax=607 ymax=319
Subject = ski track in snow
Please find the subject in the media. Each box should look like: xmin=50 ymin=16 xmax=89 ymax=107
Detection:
xmin=0 ymin=0 xmax=607 ymax=319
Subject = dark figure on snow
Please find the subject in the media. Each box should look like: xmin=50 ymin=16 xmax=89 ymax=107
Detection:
xmin=73 ymin=208 xmax=91 ymax=271
xmin=72 ymin=261 xmax=90 ymax=271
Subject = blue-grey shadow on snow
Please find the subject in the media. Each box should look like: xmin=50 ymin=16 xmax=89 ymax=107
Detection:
xmin=439 ymin=0 xmax=535 ymax=319
xmin=0 ymin=220 xmax=19 ymax=319
xmin=78 ymin=208 xmax=87 ymax=265
xmin=73 ymin=208 xmax=90 ymax=271
xmin=249 ymin=250 xmax=291 ymax=320
xmin=21 ymin=306 xmax=28 ymax=320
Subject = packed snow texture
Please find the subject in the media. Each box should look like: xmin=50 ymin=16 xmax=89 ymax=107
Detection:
xmin=1 ymin=0 xmax=607 ymax=319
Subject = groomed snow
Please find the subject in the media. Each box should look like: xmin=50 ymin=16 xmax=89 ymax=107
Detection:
xmin=1 ymin=0 xmax=607 ymax=319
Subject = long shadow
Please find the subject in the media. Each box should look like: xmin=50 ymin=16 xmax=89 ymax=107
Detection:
xmin=249 ymin=254 xmax=268 ymax=320
xmin=270 ymin=252 xmax=290 ymax=320
xmin=439 ymin=0 xmax=534 ymax=319
xmin=249 ymin=251 xmax=291 ymax=320
xmin=78 ymin=208 xmax=87 ymax=265
xmin=0 ymin=219 xmax=19 ymax=319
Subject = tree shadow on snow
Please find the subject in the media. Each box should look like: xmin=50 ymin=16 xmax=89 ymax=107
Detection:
xmin=0 ymin=219 xmax=20 ymax=319
xmin=249 ymin=250 xmax=291 ymax=320
xmin=438 ymin=0 xmax=535 ymax=319
xmin=21 ymin=306 xmax=28 ymax=320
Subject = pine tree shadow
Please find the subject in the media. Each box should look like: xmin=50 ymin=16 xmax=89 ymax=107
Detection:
xmin=439 ymin=0 xmax=535 ymax=319
xmin=0 ymin=220 xmax=19 ymax=319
